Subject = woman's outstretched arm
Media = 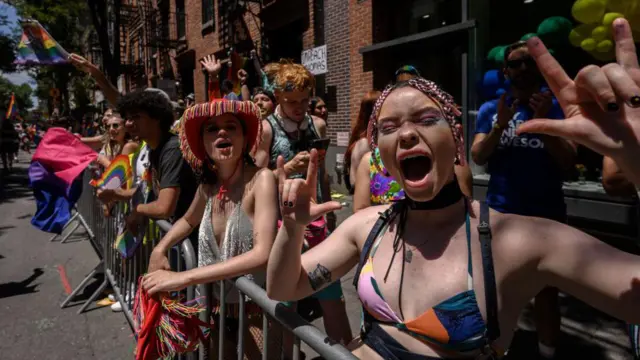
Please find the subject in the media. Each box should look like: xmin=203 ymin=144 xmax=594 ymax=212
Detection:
xmin=147 ymin=184 xmax=208 ymax=273
xmin=517 ymin=215 xmax=640 ymax=324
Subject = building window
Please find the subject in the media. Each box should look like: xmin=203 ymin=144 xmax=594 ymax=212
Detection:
xmin=202 ymin=0 xmax=214 ymax=26
xmin=177 ymin=0 xmax=186 ymax=39
xmin=137 ymin=35 xmax=143 ymax=62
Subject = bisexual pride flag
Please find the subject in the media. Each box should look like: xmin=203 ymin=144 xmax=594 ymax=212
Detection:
xmin=14 ymin=20 xmax=69 ymax=65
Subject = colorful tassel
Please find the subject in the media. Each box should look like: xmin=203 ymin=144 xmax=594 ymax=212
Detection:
xmin=133 ymin=277 xmax=211 ymax=360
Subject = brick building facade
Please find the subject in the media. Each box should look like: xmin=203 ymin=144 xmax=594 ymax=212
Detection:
xmin=176 ymin=0 xmax=317 ymax=104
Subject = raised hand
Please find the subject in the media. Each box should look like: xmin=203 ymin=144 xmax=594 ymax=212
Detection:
xmin=69 ymin=53 xmax=99 ymax=74
xmin=517 ymin=18 xmax=640 ymax=185
xmin=277 ymin=149 xmax=342 ymax=226
xmin=238 ymin=69 xmax=248 ymax=85
xmin=200 ymin=54 xmax=222 ymax=76
xmin=497 ymin=93 xmax=517 ymax=128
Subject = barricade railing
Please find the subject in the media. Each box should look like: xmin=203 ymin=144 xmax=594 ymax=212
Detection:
xmin=60 ymin=171 xmax=198 ymax=340
xmin=67 ymin=172 xmax=356 ymax=360
xmin=199 ymin=278 xmax=358 ymax=360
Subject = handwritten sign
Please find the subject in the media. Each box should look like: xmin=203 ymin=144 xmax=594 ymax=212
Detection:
xmin=336 ymin=153 xmax=345 ymax=165
xmin=336 ymin=132 xmax=349 ymax=147
xmin=301 ymin=45 xmax=327 ymax=75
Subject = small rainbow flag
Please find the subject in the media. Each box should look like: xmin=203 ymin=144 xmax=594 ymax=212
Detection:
xmin=14 ymin=20 xmax=69 ymax=65
xmin=90 ymin=155 xmax=133 ymax=189
xmin=114 ymin=226 xmax=142 ymax=258
xmin=226 ymin=49 xmax=247 ymax=95
xmin=5 ymin=93 xmax=19 ymax=120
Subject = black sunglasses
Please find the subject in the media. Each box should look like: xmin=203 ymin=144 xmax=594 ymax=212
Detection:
xmin=507 ymin=56 xmax=536 ymax=69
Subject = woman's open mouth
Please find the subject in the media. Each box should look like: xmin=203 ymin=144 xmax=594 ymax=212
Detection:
xmin=215 ymin=140 xmax=232 ymax=149
xmin=399 ymin=152 xmax=432 ymax=188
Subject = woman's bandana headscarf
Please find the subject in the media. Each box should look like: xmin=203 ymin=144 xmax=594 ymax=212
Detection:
xmin=366 ymin=77 xmax=466 ymax=173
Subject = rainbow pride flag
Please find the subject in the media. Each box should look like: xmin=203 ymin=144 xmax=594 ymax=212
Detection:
xmin=5 ymin=93 xmax=18 ymax=120
xmin=14 ymin=20 xmax=69 ymax=65
xmin=227 ymin=49 xmax=247 ymax=95
xmin=89 ymin=155 xmax=133 ymax=189
xmin=115 ymin=225 xmax=142 ymax=258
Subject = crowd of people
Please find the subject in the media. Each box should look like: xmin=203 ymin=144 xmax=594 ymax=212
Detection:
xmin=6 ymin=17 xmax=640 ymax=360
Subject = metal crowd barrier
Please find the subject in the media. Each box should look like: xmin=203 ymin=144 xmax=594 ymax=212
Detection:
xmin=62 ymin=171 xmax=357 ymax=360
xmin=197 ymin=276 xmax=357 ymax=360
xmin=58 ymin=171 xmax=197 ymax=334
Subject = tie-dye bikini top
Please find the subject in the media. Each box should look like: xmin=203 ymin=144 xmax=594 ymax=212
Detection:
xmin=369 ymin=147 xmax=405 ymax=205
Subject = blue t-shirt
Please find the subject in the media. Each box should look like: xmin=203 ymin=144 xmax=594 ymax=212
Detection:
xmin=224 ymin=92 xmax=240 ymax=101
xmin=475 ymin=96 xmax=566 ymax=221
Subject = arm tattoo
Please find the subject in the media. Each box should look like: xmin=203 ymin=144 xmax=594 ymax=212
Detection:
xmin=307 ymin=264 xmax=332 ymax=291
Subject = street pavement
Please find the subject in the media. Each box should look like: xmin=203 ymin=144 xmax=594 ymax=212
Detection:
xmin=0 ymin=150 xmax=634 ymax=359
xmin=0 ymin=153 xmax=133 ymax=360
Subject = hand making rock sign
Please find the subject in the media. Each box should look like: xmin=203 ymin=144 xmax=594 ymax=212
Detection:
xmin=276 ymin=149 xmax=342 ymax=225
xmin=518 ymin=18 xmax=640 ymax=186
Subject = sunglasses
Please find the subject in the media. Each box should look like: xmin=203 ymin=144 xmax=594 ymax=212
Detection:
xmin=506 ymin=56 xmax=536 ymax=69
xmin=108 ymin=123 xmax=121 ymax=130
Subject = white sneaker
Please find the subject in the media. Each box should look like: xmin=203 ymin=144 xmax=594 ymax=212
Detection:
xmin=108 ymin=294 xmax=116 ymax=302
xmin=111 ymin=301 xmax=123 ymax=312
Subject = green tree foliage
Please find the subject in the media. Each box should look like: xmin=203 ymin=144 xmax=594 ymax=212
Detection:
xmin=87 ymin=0 xmax=121 ymax=85
xmin=0 ymin=75 xmax=34 ymax=117
xmin=12 ymin=0 xmax=88 ymax=115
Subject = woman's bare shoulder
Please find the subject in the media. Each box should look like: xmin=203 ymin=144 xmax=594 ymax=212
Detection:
xmin=246 ymin=166 xmax=277 ymax=198
xmin=340 ymin=204 xmax=392 ymax=246
xmin=251 ymin=166 xmax=276 ymax=186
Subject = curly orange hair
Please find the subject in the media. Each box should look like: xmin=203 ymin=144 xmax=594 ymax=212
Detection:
xmin=272 ymin=59 xmax=315 ymax=93
xmin=263 ymin=62 xmax=281 ymax=82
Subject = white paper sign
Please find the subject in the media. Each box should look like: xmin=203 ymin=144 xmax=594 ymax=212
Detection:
xmin=301 ymin=45 xmax=327 ymax=75
xmin=336 ymin=132 xmax=349 ymax=147
xmin=336 ymin=153 xmax=345 ymax=164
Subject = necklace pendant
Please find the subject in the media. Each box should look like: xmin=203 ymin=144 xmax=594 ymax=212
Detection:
xmin=404 ymin=249 xmax=413 ymax=263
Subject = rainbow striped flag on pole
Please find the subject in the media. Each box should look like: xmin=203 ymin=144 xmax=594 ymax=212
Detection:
xmin=5 ymin=93 xmax=22 ymax=121
xmin=6 ymin=93 xmax=17 ymax=119
xmin=14 ymin=20 xmax=69 ymax=65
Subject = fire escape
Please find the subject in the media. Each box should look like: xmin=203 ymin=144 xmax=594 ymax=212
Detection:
xmin=120 ymin=2 xmax=145 ymax=88
xmin=120 ymin=0 xmax=187 ymax=89
xmin=218 ymin=0 xmax=267 ymax=54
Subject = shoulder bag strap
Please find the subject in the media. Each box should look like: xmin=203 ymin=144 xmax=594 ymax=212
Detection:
xmin=478 ymin=201 xmax=500 ymax=342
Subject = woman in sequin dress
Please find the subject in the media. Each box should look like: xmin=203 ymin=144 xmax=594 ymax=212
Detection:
xmin=142 ymin=100 xmax=282 ymax=360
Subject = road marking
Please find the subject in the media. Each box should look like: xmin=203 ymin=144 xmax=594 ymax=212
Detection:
xmin=57 ymin=265 xmax=72 ymax=295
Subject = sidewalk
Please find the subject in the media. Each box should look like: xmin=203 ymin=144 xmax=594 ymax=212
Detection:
xmin=0 ymin=153 xmax=133 ymax=360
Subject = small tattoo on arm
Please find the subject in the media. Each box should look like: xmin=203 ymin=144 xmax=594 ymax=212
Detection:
xmin=307 ymin=264 xmax=332 ymax=291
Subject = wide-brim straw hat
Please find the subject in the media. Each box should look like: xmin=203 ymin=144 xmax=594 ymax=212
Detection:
xmin=179 ymin=100 xmax=262 ymax=173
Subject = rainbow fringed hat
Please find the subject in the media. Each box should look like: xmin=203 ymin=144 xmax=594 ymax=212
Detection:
xmin=179 ymin=100 xmax=262 ymax=174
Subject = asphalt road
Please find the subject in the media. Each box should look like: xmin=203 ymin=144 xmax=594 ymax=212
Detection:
xmin=0 ymin=151 xmax=634 ymax=360
xmin=0 ymin=153 xmax=132 ymax=360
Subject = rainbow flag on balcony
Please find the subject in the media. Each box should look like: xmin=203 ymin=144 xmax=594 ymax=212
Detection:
xmin=14 ymin=20 xmax=69 ymax=65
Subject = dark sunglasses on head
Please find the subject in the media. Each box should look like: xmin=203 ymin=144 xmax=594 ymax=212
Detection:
xmin=507 ymin=56 xmax=536 ymax=69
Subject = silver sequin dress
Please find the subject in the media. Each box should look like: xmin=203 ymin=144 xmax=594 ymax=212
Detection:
xmin=198 ymin=198 xmax=266 ymax=303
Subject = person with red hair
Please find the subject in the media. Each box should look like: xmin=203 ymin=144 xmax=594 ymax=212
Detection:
xmin=344 ymin=91 xmax=381 ymax=194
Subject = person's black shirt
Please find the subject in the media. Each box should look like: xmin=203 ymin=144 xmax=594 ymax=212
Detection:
xmin=149 ymin=134 xmax=197 ymax=222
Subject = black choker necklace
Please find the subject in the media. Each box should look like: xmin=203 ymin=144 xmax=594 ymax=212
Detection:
xmin=405 ymin=179 xmax=463 ymax=210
